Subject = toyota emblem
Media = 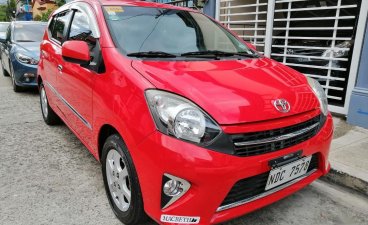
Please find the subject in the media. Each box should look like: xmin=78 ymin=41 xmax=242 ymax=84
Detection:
xmin=273 ymin=99 xmax=291 ymax=113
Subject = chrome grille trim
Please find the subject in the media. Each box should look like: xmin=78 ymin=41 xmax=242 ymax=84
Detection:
xmin=216 ymin=169 xmax=318 ymax=212
xmin=234 ymin=122 xmax=320 ymax=147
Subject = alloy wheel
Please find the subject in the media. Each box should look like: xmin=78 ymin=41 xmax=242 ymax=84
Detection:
xmin=40 ymin=86 xmax=48 ymax=118
xmin=106 ymin=149 xmax=131 ymax=212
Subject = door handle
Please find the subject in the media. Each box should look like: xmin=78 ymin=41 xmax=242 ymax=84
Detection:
xmin=58 ymin=65 xmax=63 ymax=72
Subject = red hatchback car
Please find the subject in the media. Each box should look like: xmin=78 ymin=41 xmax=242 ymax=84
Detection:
xmin=38 ymin=1 xmax=333 ymax=224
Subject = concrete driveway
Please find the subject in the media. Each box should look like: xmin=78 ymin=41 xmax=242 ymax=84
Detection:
xmin=0 ymin=69 xmax=367 ymax=225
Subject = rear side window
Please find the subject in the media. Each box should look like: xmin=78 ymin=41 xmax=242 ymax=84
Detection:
xmin=51 ymin=11 xmax=72 ymax=43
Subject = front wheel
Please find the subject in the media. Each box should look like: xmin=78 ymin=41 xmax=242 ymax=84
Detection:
xmin=9 ymin=64 xmax=22 ymax=92
xmin=101 ymin=134 xmax=147 ymax=225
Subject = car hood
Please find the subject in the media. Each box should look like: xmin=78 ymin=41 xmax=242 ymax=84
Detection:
xmin=14 ymin=42 xmax=41 ymax=60
xmin=132 ymin=58 xmax=320 ymax=125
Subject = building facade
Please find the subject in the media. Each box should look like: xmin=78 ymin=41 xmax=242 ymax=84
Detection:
xmin=32 ymin=0 xmax=58 ymax=18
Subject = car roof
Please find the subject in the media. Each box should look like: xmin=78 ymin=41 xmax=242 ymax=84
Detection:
xmin=77 ymin=0 xmax=196 ymax=12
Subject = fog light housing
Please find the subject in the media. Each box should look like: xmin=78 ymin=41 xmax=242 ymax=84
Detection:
xmin=24 ymin=73 xmax=35 ymax=78
xmin=163 ymin=180 xmax=183 ymax=197
xmin=161 ymin=174 xmax=191 ymax=209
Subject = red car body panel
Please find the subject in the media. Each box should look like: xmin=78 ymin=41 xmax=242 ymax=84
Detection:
xmin=132 ymin=58 xmax=320 ymax=124
xmin=37 ymin=1 xmax=334 ymax=224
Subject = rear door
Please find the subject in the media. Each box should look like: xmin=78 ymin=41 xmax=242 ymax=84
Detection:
xmin=41 ymin=10 xmax=73 ymax=113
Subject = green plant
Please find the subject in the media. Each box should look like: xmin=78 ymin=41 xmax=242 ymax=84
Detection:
xmin=33 ymin=14 xmax=42 ymax=21
xmin=39 ymin=9 xmax=53 ymax=22
xmin=55 ymin=0 xmax=66 ymax=7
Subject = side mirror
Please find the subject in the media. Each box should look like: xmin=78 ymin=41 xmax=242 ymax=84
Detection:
xmin=62 ymin=40 xmax=90 ymax=65
xmin=246 ymin=42 xmax=257 ymax=51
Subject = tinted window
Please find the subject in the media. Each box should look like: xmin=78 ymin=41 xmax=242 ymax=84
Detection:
xmin=13 ymin=23 xmax=46 ymax=42
xmin=68 ymin=10 xmax=96 ymax=47
xmin=6 ymin=25 xmax=10 ymax=41
xmin=51 ymin=11 xmax=72 ymax=43
xmin=103 ymin=6 xmax=253 ymax=56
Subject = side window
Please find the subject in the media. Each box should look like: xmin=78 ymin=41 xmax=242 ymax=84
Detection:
xmin=48 ymin=16 xmax=56 ymax=34
xmin=68 ymin=9 xmax=104 ymax=72
xmin=51 ymin=11 xmax=72 ymax=43
xmin=6 ymin=26 xmax=11 ymax=42
xmin=68 ymin=10 xmax=97 ymax=47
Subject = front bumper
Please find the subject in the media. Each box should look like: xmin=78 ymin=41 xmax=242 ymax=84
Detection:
xmin=131 ymin=113 xmax=333 ymax=225
xmin=12 ymin=59 xmax=38 ymax=87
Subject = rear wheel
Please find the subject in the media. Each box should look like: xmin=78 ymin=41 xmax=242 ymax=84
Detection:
xmin=39 ymin=82 xmax=60 ymax=125
xmin=101 ymin=134 xmax=147 ymax=225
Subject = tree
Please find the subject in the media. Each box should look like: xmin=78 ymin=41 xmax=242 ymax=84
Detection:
xmin=6 ymin=0 xmax=16 ymax=21
xmin=0 ymin=5 xmax=8 ymax=22
xmin=55 ymin=0 xmax=66 ymax=7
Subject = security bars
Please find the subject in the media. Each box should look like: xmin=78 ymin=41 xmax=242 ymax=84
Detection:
xmin=218 ymin=0 xmax=368 ymax=114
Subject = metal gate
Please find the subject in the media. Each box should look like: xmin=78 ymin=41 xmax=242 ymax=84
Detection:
xmin=217 ymin=0 xmax=368 ymax=114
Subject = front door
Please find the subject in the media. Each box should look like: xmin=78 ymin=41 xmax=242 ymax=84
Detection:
xmin=57 ymin=7 xmax=100 ymax=148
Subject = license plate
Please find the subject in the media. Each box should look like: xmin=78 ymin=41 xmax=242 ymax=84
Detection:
xmin=265 ymin=156 xmax=312 ymax=191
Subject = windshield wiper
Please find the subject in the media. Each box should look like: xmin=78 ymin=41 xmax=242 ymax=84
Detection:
xmin=181 ymin=50 xmax=258 ymax=58
xmin=127 ymin=51 xmax=177 ymax=58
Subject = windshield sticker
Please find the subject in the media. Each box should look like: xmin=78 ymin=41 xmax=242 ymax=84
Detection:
xmin=109 ymin=15 xmax=120 ymax=21
xmin=105 ymin=6 xmax=124 ymax=15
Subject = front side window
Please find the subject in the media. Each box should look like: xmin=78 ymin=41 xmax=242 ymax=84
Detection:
xmin=6 ymin=25 xmax=11 ymax=41
xmin=51 ymin=11 xmax=72 ymax=43
xmin=103 ymin=6 xmax=254 ymax=58
xmin=13 ymin=23 xmax=46 ymax=42
xmin=68 ymin=10 xmax=96 ymax=47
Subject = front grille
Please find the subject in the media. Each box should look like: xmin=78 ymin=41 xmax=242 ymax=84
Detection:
xmin=231 ymin=115 xmax=324 ymax=157
xmin=220 ymin=154 xmax=319 ymax=208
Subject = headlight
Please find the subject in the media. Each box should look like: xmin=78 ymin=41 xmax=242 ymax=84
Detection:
xmin=322 ymin=40 xmax=352 ymax=58
xmin=145 ymin=90 xmax=221 ymax=144
xmin=307 ymin=77 xmax=328 ymax=116
xmin=15 ymin=53 xmax=39 ymax=65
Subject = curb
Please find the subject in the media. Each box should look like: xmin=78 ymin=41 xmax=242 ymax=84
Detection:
xmin=321 ymin=168 xmax=368 ymax=196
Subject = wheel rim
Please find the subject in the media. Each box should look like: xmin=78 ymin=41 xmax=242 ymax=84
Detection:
xmin=106 ymin=149 xmax=131 ymax=212
xmin=40 ymin=86 xmax=48 ymax=118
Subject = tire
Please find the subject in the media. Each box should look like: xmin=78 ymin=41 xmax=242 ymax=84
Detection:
xmin=39 ymin=82 xmax=61 ymax=125
xmin=9 ymin=64 xmax=22 ymax=92
xmin=1 ymin=60 xmax=9 ymax=77
xmin=101 ymin=134 xmax=147 ymax=225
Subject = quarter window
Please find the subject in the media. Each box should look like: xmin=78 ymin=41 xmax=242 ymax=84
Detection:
xmin=51 ymin=11 xmax=72 ymax=43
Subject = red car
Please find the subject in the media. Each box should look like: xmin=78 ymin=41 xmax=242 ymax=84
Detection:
xmin=37 ymin=1 xmax=333 ymax=224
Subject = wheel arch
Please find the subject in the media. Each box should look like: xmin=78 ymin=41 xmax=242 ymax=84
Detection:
xmin=37 ymin=74 xmax=43 ymax=87
xmin=97 ymin=124 xmax=120 ymax=161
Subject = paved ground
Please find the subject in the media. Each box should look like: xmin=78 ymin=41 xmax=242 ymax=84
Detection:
xmin=1 ymin=71 xmax=368 ymax=225
xmin=328 ymin=117 xmax=368 ymax=194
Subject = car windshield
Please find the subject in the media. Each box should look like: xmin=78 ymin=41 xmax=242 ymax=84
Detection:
xmin=0 ymin=24 xmax=9 ymax=32
xmin=13 ymin=23 xmax=46 ymax=42
xmin=103 ymin=6 xmax=255 ymax=58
